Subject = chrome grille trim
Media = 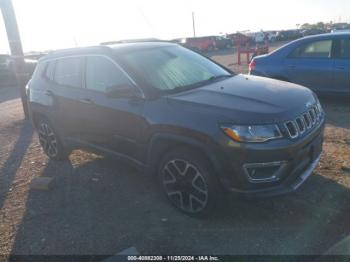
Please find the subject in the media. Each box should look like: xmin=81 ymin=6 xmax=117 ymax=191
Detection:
xmin=295 ymin=117 xmax=306 ymax=134
xmin=284 ymin=104 xmax=323 ymax=139
xmin=303 ymin=113 xmax=312 ymax=128
xmin=284 ymin=121 xmax=298 ymax=139
xmin=310 ymin=109 xmax=316 ymax=124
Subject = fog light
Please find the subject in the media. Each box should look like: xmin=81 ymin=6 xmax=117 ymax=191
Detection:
xmin=243 ymin=161 xmax=287 ymax=183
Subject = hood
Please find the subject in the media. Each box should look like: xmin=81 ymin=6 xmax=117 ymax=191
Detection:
xmin=167 ymin=74 xmax=316 ymax=124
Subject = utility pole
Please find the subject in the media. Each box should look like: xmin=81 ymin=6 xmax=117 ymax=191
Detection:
xmin=192 ymin=12 xmax=196 ymax=37
xmin=0 ymin=0 xmax=29 ymax=118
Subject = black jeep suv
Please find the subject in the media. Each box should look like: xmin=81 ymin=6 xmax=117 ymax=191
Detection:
xmin=27 ymin=42 xmax=325 ymax=216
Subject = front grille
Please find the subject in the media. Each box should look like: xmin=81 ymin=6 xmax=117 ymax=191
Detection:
xmin=284 ymin=104 xmax=323 ymax=139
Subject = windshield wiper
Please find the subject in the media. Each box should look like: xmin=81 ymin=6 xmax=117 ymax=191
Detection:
xmin=166 ymin=75 xmax=233 ymax=94
xmin=207 ymin=74 xmax=232 ymax=81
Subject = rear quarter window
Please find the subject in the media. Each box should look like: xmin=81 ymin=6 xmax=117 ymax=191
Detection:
xmin=31 ymin=61 xmax=47 ymax=83
xmin=44 ymin=61 xmax=56 ymax=81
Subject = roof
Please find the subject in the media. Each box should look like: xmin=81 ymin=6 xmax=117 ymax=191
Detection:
xmin=40 ymin=41 xmax=176 ymax=61
xmin=301 ymin=32 xmax=350 ymax=40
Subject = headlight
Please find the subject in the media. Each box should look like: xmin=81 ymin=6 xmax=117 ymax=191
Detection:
xmin=221 ymin=124 xmax=282 ymax=143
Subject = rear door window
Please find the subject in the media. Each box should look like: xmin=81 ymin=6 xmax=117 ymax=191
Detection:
xmin=54 ymin=57 xmax=83 ymax=88
xmin=290 ymin=40 xmax=332 ymax=58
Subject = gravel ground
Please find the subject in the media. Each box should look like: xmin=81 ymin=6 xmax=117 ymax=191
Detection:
xmin=0 ymin=51 xmax=349 ymax=256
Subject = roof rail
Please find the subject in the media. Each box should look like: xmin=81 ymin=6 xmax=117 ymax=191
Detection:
xmin=100 ymin=38 xmax=166 ymax=45
xmin=47 ymin=45 xmax=112 ymax=55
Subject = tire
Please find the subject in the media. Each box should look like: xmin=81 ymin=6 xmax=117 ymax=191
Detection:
xmin=158 ymin=147 xmax=220 ymax=217
xmin=36 ymin=118 xmax=70 ymax=161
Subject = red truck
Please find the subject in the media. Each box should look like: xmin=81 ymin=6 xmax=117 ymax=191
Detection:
xmin=180 ymin=37 xmax=215 ymax=52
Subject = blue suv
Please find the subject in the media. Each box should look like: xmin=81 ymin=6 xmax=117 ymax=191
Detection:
xmin=249 ymin=33 xmax=350 ymax=95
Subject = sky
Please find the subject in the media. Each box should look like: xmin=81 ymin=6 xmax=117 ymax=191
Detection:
xmin=1 ymin=0 xmax=350 ymax=53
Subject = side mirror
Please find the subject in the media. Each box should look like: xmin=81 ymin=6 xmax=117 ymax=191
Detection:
xmin=106 ymin=85 xmax=143 ymax=99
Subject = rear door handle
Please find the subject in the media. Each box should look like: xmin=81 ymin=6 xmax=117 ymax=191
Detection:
xmin=287 ymin=65 xmax=296 ymax=69
xmin=79 ymin=98 xmax=94 ymax=104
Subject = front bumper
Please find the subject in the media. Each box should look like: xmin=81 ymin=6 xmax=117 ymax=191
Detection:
xmin=229 ymin=153 xmax=321 ymax=198
xmin=215 ymin=120 xmax=325 ymax=197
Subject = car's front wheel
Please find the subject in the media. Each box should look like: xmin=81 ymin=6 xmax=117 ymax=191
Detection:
xmin=158 ymin=148 xmax=220 ymax=216
xmin=36 ymin=118 xmax=70 ymax=160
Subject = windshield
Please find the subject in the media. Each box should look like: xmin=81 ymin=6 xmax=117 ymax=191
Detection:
xmin=119 ymin=45 xmax=231 ymax=93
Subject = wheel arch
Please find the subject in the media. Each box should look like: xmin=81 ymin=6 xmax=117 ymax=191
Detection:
xmin=31 ymin=111 xmax=50 ymax=129
xmin=146 ymin=133 xmax=222 ymax=178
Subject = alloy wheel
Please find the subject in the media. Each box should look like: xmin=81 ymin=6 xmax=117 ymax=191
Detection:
xmin=38 ymin=123 xmax=58 ymax=158
xmin=162 ymin=159 xmax=209 ymax=213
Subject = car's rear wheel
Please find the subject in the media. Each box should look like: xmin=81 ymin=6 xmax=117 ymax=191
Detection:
xmin=37 ymin=118 xmax=70 ymax=160
xmin=158 ymin=148 xmax=219 ymax=216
